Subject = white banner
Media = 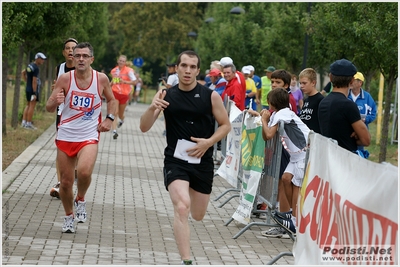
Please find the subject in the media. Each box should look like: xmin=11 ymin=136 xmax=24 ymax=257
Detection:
xmin=216 ymin=104 xmax=243 ymax=187
xmin=232 ymin=113 xmax=265 ymax=225
xmin=295 ymin=132 xmax=398 ymax=265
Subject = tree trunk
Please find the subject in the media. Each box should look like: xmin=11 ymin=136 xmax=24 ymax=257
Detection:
xmin=2 ymin=58 xmax=8 ymax=136
xmin=378 ymin=70 xmax=396 ymax=163
xmin=11 ymin=44 xmax=25 ymax=129
xmin=47 ymin=59 xmax=53 ymax=101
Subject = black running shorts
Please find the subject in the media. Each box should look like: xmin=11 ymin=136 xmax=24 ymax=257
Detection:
xmin=163 ymin=161 xmax=214 ymax=194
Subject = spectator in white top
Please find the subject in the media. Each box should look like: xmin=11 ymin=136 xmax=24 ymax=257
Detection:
xmin=163 ymin=63 xmax=179 ymax=89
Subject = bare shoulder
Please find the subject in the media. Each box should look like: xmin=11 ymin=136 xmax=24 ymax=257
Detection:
xmin=57 ymin=72 xmax=71 ymax=83
xmin=211 ymin=90 xmax=223 ymax=102
xmin=97 ymin=72 xmax=110 ymax=83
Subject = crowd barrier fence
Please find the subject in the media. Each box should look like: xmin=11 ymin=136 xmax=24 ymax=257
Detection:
xmin=212 ymin=104 xmax=296 ymax=264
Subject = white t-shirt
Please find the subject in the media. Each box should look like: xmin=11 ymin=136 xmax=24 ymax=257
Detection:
xmin=167 ymin=73 xmax=179 ymax=87
xmin=268 ymin=107 xmax=310 ymax=162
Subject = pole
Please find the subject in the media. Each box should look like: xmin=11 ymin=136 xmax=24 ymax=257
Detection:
xmin=376 ymin=73 xmax=384 ymax=145
xmin=390 ymin=79 xmax=398 ymax=144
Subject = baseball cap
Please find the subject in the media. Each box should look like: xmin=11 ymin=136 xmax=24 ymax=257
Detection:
xmin=247 ymin=65 xmax=255 ymax=72
xmin=241 ymin=66 xmax=251 ymax=75
xmin=330 ymin=59 xmax=357 ymax=77
xmin=218 ymin=57 xmax=233 ymax=67
xmin=264 ymin=66 xmax=275 ymax=72
xmin=64 ymin=38 xmax=78 ymax=45
xmin=35 ymin=52 xmax=47 ymax=60
xmin=208 ymin=69 xmax=221 ymax=77
xmin=354 ymin=72 xmax=365 ymax=82
xmin=166 ymin=63 xmax=176 ymax=67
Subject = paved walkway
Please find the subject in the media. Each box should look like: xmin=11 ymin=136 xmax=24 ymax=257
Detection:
xmin=2 ymin=102 xmax=294 ymax=265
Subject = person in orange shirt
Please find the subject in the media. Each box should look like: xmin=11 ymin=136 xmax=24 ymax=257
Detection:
xmin=110 ymin=55 xmax=137 ymax=139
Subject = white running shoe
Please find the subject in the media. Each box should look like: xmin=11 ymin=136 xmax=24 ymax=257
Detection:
xmin=74 ymin=200 xmax=87 ymax=223
xmin=62 ymin=214 xmax=75 ymax=233
xmin=261 ymin=227 xmax=290 ymax=239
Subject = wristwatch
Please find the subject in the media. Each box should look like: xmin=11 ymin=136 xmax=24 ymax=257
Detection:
xmin=106 ymin=114 xmax=115 ymax=121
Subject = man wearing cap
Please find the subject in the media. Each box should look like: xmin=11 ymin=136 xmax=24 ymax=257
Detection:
xmin=348 ymin=72 xmax=377 ymax=127
xmin=21 ymin=52 xmax=47 ymax=129
xmin=348 ymin=71 xmax=377 ymax=158
xmin=208 ymin=68 xmax=227 ymax=96
xmin=163 ymin=63 xmax=179 ymax=89
xmin=318 ymin=59 xmax=371 ymax=153
xmin=242 ymin=66 xmax=257 ymax=110
xmin=258 ymin=66 xmax=275 ymax=110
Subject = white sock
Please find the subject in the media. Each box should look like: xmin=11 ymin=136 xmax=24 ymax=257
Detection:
xmin=22 ymin=120 xmax=26 ymax=125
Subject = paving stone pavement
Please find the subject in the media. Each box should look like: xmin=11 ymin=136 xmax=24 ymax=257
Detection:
xmin=2 ymin=102 xmax=295 ymax=265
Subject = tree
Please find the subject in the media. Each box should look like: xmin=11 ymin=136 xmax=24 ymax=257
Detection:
xmin=111 ymin=3 xmax=203 ymax=63
xmin=197 ymin=2 xmax=307 ymax=75
xmin=2 ymin=3 xmax=110 ymax=130
xmin=2 ymin=2 xmax=28 ymax=134
xmin=307 ymin=2 xmax=398 ymax=162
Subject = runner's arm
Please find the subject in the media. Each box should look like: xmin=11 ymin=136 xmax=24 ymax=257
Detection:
xmin=140 ymin=89 xmax=167 ymax=132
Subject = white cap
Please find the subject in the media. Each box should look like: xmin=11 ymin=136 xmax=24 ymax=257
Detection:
xmin=242 ymin=66 xmax=251 ymax=74
xmin=247 ymin=65 xmax=255 ymax=72
xmin=35 ymin=52 xmax=47 ymax=60
xmin=218 ymin=57 xmax=233 ymax=67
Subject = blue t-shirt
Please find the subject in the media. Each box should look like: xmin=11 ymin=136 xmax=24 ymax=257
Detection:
xmin=252 ymin=75 xmax=262 ymax=90
xmin=25 ymin=63 xmax=39 ymax=92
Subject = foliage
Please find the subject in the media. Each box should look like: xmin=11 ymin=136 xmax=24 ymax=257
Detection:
xmin=2 ymin=2 xmax=26 ymax=57
xmin=2 ymin=2 xmax=397 ymax=161
xmin=111 ymin=3 xmax=203 ymax=64
xmin=306 ymin=2 xmax=398 ymax=162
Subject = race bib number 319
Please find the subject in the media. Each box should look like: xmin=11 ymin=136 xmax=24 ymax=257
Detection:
xmin=70 ymin=91 xmax=94 ymax=112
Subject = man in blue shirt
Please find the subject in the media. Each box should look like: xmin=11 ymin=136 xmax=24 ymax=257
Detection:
xmin=348 ymin=72 xmax=377 ymax=127
xmin=348 ymin=72 xmax=377 ymax=158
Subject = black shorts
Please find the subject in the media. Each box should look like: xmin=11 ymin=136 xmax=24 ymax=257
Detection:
xmin=163 ymin=161 xmax=214 ymax=194
xmin=26 ymin=91 xmax=39 ymax=102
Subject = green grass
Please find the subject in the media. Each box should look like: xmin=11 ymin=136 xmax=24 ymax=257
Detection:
xmin=365 ymin=119 xmax=398 ymax=165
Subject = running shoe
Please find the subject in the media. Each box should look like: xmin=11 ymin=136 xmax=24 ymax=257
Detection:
xmin=50 ymin=182 xmax=60 ymax=199
xmin=261 ymin=227 xmax=290 ymax=239
xmin=24 ymin=124 xmax=37 ymax=130
xmin=181 ymin=260 xmax=193 ymax=265
xmin=272 ymin=215 xmax=296 ymax=236
xmin=118 ymin=121 xmax=124 ymax=128
xmin=113 ymin=131 xmax=118 ymax=140
xmin=62 ymin=214 xmax=75 ymax=233
xmin=274 ymin=210 xmax=292 ymax=220
xmin=74 ymin=200 xmax=87 ymax=223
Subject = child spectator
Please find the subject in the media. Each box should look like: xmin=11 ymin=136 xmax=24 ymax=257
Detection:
xmin=298 ymin=68 xmax=324 ymax=133
xmin=251 ymin=88 xmax=310 ymax=236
